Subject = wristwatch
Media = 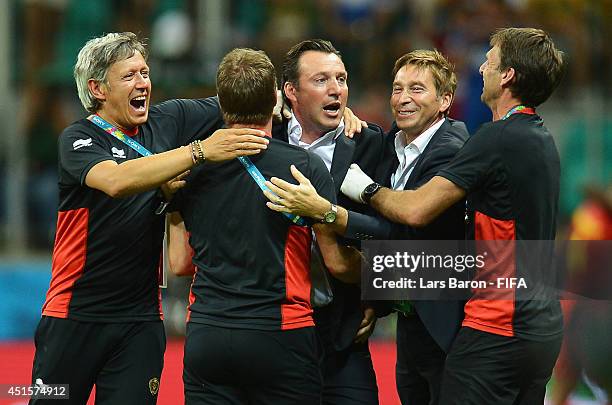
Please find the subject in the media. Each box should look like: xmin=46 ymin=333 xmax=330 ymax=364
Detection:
xmin=321 ymin=204 xmax=338 ymax=224
xmin=361 ymin=182 xmax=383 ymax=203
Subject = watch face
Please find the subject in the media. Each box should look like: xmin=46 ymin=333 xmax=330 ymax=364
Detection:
xmin=323 ymin=211 xmax=337 ymax=223
xmin=364 ymin=183 xmax=378 ymax=195
xmin=363 ymin=183 xmax=381 ymax=202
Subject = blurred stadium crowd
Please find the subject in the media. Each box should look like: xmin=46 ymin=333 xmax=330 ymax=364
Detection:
xmin=0 ymin=0 xmax=609 ymax=250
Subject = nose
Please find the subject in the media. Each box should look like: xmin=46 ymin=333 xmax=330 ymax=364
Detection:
xmin=397 ymin=89 xmax=412 ymax=104
xmin=135 ymin=72 xmax=149 ymax=87
xmin=328 ymin=78 xmax=341 ymax=95
xmin=479 ymin=61 xmax=486 ymax=76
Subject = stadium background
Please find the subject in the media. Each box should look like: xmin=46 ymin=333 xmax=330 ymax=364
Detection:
xmin=0 ymin=0 xmax=609 ymax=404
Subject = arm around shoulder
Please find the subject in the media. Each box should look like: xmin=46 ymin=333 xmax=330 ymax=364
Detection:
xmin=85 ymin=145 xmax=194 ymax=198
xmin=371 ymin=176 xmax=466 ymax=228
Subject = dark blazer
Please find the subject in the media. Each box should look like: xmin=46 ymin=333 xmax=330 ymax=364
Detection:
xmin=348 ymin=118 xmax=469 ymax=352
xmin=273 ymin=118 xmax=386 ymax=352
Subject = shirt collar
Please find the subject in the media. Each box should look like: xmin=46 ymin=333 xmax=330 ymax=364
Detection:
xmin=394 ymin=117 xmax=445 ymax=154
xmin=287 ymin=112 xmax=345 ymax=146
xmin=287 ymin=114 xmax=301 ymax=142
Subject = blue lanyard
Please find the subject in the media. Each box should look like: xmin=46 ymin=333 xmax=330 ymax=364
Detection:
xmin=237 ymin=156 xmax=307 ymax=226
xmin=88 ymin=115 xmax=153 ymax=156
xmin=500 ymin=105 xmax=535 ymax=121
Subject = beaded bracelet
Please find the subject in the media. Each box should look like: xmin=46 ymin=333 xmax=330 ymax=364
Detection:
xmin=190 ymin=140 xmax=206 ymax=165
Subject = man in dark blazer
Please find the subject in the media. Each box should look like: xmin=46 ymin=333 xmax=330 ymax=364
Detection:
xmin=265 ymin=50 xmax=468 ymax=405
xmin=348 ymin=50 xmax=468 ymax=405
xmin=375 ymin=119 xmax=467 ymax=405
xmin=274 ymin=39 xmax=386 ymax=405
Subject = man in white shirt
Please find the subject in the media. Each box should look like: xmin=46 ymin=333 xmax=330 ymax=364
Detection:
xmin=377 ymin=49 xmax=468 ymax=405
xmin=273 ymin=39 xmax=387 ymax=405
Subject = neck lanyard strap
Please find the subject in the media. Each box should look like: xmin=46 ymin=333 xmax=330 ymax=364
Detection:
xmin=89 ymin=115 xmax=305 ymax=226
xmin=501 ymin=105 xmax=536 ymax=121
xmin=88 ymin=115 xmax=152 ymax=157
xmin=237 ymin=156 xmax=306 ymax=226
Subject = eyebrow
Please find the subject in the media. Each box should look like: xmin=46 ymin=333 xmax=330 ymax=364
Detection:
xmin=310 ymin=70 xmax=347 ymax=77
xmin=393 ymin=79 xmax=426 ymax=87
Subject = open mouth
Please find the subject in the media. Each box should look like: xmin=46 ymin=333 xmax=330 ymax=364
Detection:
xmin=323 ymin=101 xmax=341 ymax=115
xmin=130 ymin=96 xmax=147 ymax=112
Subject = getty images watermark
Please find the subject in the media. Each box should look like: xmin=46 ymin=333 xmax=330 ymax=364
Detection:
xmin=361 ymin=240 xmax=612 ymax=301
xmin=371 ymin=249 xmax=525 ymax=289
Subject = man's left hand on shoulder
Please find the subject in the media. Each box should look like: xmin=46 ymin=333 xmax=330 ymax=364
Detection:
xmin=343 ymin=107 xmax=368 ymax=139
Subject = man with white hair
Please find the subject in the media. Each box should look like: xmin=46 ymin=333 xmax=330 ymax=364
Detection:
xmin=29 ymin=32 xmax=268 ymax=405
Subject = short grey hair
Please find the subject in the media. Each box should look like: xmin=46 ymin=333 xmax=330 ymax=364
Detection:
xmin=74 ymin=32 xmax=148 ymax=113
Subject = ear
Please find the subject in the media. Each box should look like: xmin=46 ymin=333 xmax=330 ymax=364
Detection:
xmin=88 ymin=79 xmax=107 ymax=102
xmin=439 ymin=92 xmax=453 ymax=115
xmin=500 ymin=67 xmax=515 ymax=88
xmin=284 ymin=81 xmax=298 ymax=105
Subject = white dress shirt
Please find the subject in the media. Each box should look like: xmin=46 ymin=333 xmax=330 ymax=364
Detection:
xmin=286 ymin=115 xmax=346 ymax=306
xmin=391 ymin=118 xmax=445 ymax=190
xmin=287 ymin=115 xmax=345 ymax=172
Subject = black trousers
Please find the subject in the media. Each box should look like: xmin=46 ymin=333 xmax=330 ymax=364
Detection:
xmin=320 ymin=342 xmax=379 ymax=405
xmin=30 ymin=316 xmax=165 ymax=405
xmin=439 ymin=327 xmax=562 ymax=405
xmin=183 ymin=323 xmax=321 ymax=405
xmin=395 ymin=313 xmax=447 ymax=405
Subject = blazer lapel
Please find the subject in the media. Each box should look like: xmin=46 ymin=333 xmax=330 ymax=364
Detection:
xmin=330 ymin=133 xmax=355 ymax=195
xmin=377 ymin=125 xmax=400 ymax=188
xmin=404 ymin=119 xmax=450 ymax=189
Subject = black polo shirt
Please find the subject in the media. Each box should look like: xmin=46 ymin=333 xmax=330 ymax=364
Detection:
xmin=438 ymin=112 xmax=563 ymax=341
xmin=43 ymin=98 xmax=223 ymax=322
xmin=175 ymin=139 xmax=336 ymax=331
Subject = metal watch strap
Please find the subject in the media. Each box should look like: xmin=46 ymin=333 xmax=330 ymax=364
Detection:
xmin=321 ymin=203 xmax=338 ymax=223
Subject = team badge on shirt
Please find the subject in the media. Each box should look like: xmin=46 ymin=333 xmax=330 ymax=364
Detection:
xmin=148 ymin=377 xmax=160 ymax=395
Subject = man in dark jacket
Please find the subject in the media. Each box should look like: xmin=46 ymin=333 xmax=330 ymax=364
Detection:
xmin=274 ymin=39 xmax=386 ymax=405
xmin=369 ymin=50 xmax=467 ymax=405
